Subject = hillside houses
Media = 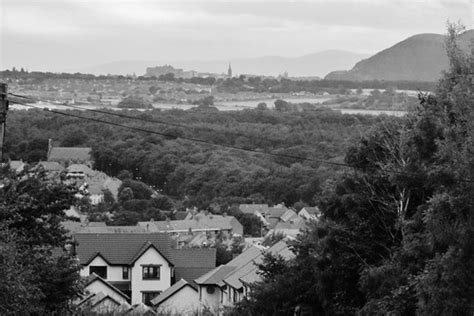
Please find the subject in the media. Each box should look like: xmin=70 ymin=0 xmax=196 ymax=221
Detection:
xmin=192 ymin=240 xmax=294 ymax=312
xmin=138 ymin=213 xmax=244 ymax=248
xmin=73 ymin=232 xmax=216 ymax=307
xmin=239 ymin=203 xmax=318 ymax=237
xmin=47 ymin=140 xmax=93 ymax=167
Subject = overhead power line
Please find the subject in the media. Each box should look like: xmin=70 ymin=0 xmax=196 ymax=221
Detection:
xmin=10 ymin=100 xmax=348 ymax=168
xmin=7 ymin=93 xmax=285 ymax=143
xmin=9 ymin=97 xmax=474 ymax=183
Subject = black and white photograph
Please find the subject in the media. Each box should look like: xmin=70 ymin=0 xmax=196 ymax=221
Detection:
xmin=0 ymin=0 xmax=473 ymax=314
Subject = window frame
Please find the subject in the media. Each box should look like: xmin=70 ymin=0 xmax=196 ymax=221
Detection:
xmin=142 ymin=291 xmax=161 ymax=306
xmin=89 ymin=266 xmax=108 ymax=279
xmin=122 ymin=266 xmax=129 ymax=279
xmin=142 ymin=265 xmax=161 ymax=280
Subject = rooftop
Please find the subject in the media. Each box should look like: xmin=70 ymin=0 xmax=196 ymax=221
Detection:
xmin=151 ymin=279 xmax=197 ymax=307
xmin=48 ymin=147 xmax=92 ymax=162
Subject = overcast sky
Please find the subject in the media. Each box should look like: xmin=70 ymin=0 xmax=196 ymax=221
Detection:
xmin=1 ymin=0 xmax=472 ymax=72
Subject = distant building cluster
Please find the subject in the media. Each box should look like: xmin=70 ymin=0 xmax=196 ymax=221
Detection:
xmin=145 ymin=64 xmax=233 ymax=79
xmin=145 ymin=65 xmax=197 ymax=79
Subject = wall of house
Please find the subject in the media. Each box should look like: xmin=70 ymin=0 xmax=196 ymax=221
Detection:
xmin=91 ymin=297 xmax=121 ymax=314
xmin=156 ymin=286 xmax=202 ymax=315
xmin=86 ymin=281 xmax=129 ymax=306
xmin=230 ymin=218 xmax=244 ymax=236
xmin=299 ymin=209 xmax=311 ymax=220
xmin=130 ymin=247 xmax=172 ymax=305
xmin=80 ymin=256 xmax=127 ymax=282
xmin=199 ymin=285 xmax=221 ymax=311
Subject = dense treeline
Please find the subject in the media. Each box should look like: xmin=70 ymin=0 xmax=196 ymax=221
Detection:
xmin=231 ymin=25 xmax=474 ymax=316
xmin=5 ymin=107 xmax=396 ymax=209
xmin=1 ymin=67 xmax=436 ymax=93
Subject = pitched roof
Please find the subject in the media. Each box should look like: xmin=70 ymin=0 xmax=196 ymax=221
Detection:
xmin=194 ymin=265 xmax=236 ymax=286
xmin=239 ymin=204 xmax=269 ymax=214
xmin=74 ymin=233 xmax=173 ymax=265
xmin=223 ymin=260 xmax=258 ymax=289
xmin=36 ymin=161 xmax=65 ymax=172
xmin=238 ymin=240 xmax=294 ymax=287
xmin=170 ymin=248 xmax=216 ymax=282
xmin=281 ymin=209 xmax=298 ymax=222
xmin=266 ymin=207 xmax=288 ymax=218
xmin=169 ymin=248 xmax=216 ymax=268
xmin=76 ymin=226 xmax=149 ymax=234
xmin=62 ymin=221 xmax=106 ymax=234
xmin=150 ymin=279 xmax=197 ymax=307
xmin=300 ymin=207 xmax=320 ymax=215
xmin=48 ymin=147 xmax=92 ymax=162
xmin=67 ymin=164 xmax=94 ymax=175
xmin=226 ymin=245 xmax=263 ymax=267
xmin=83 ymin=273 xmax=131 ymax=302
xmin=139 ymin=214 xmax=239 ymax=232
xmin=194 ymin=245 xmax=263 ymax=286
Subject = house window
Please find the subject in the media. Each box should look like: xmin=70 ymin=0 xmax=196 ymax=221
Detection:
xmin=89 ymin=266 xmax=107 ymax=279
xmin=142 ymin=291 xmax=161 ymax=306
xmin=122 ymin=266 xmax=129 ymax=279
xmin=142 ymin=265 xmax=160 ymax=280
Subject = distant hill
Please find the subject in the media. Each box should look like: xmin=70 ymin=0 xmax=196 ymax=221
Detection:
xmin=73 ymin=50 xmax=368 ymax=78
xmin=325 ymin=30 xmax=474 ymax=82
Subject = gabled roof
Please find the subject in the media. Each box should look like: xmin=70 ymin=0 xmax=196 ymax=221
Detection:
xmin=170 ymin=247 xmax=217 ymax=283
xmin=138 ymin=214 xmax=240 ymax=232
xmin=300 ymin=207 xmax=320 ymax=215
xmin=76 ymin=226 xmax=149 ymax=234
xmin=74 ymin=233 xmax=173 ymax=265
xmin=83 ymin=273 xmax=131 ymax=302
xmin=150 ymin=279 xmax=197 ymax=307
xmin=239 ymin=204 xmax=270 ymax=214
xmin=169 ymin=248 xmax=216 ymax=268
xmin=194 ymin=245 xmax=263 ymax=286
xmin=266 ymin=207 xmax=288 ymax=218
xmin=281 ymin=209 xmax=298 ymax=222
xmin=36 ymin=161 xmax=65 ymax=172
xmin=223 ymin=260 xmax=258 ymax=289
xmin=48 ymin=147 xmax=92 ymax=162
xmin=239 ymin=240 xmax=294 ymax=287
xmin=194 ymin=265 xmax=236 ymax=286
xmin=129 ymin=241 xmax=173 ymax=266
xmin=226 ymin=245 xmax=263 ymax=267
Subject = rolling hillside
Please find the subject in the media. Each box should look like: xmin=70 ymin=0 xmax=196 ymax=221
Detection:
xmin=325 ymin=30 xmax=473 ymax=81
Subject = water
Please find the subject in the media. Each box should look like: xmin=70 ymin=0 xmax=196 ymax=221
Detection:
xmin=10 ymin=100 xmax=408 ymax=116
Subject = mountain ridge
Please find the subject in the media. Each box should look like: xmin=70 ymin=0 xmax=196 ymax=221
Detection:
xmin=325 ymin=30 xmax=473 ymax=81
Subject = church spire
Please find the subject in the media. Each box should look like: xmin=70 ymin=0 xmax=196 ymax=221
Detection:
xmin=227 ymin=62 xmax=232 ymax=78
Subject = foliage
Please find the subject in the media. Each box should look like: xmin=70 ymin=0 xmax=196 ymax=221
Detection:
xmin=5 ymin=104 xmax=386 ymax=210
xmin=233 ymin=24 xmax=474 ymax=315
xmin=0 ymin=169 xmax=82 ymax=314
xmin=117 ymin=96 xmax=153 ymax=109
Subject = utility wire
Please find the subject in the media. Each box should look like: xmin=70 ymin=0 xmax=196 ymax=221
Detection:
xmin=7 ymin=92 xmax=285 ymax=143
xmin=10 ymin=99 xmax=474 ymax=183
xmin=10 ymin=100 xmax=348 ymax=168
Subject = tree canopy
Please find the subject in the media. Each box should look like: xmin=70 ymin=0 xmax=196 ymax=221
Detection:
xmin=233 ymin=24 xmax=474 ymax=316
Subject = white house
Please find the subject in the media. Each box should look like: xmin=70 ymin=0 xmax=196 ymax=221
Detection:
xmin=77 ymin=273 xmax=131 ymax=313
xmin=74 ymin=232 xmax=216 ymax=306
xmin=151 ymin=278 xmax=202 ymax=315
xmin=298 ymin=207 xmax=321 ymax=221
xmin=194 ymin=240 xmax=294 ymax=310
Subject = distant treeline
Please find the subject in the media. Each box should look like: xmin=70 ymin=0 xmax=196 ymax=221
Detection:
xmin=1 ymin=68 xmax=436 ymax=93
xmin=5 ymin=107 xmax=402 ymax=209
